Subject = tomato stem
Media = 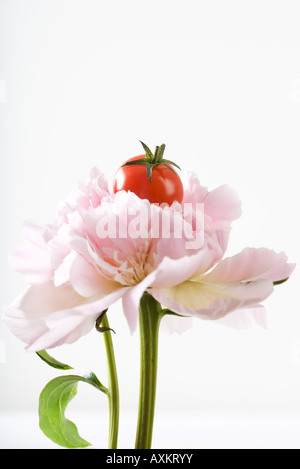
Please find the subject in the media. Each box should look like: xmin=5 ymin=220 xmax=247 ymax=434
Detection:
xmin=153 ymin=145 xmax=160 ymax=163
xmin=121 ymin=141 xmax=181 ymax=183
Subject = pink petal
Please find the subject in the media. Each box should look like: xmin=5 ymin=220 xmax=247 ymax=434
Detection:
xmin=150 ymin=278 xmax=273 ymax=321
xmin=160 ymin=314 xmax=194 ymax=335
xmin=8 ymin=220 xmax=53 ymax=284
xmin=21 ymin=219 xmax=57 ymax=247
xmin=182 ymin=172 xmax=242 ymax=225
xmin=181 ymin=172 xmax=209 ymax=204
xmin=47 ymin=224 xmax=72 ymax=271
xmin=201 ymin=184 xmax=242 ymax=226
xmin=152 ymin=229 xmax=224 ymax=289
xmin=4 ymin=305 xmax=49 ymax=347
xmin=4 ymin=282 xmax=128 ymax=351
xmin=215 ymin=305 xmax=268 ymax=329
xmin=69 ymin=254 xmax=119 ymax=297
xmin=28 ymin=312 xmax=96 ymax=352
xmin=57 ymin=167 xmax=109 ymax=222
xmin=4 ymin=283 xmax=84 ymax=347
xmin=123 ymin=238 xmax=222 ymax=332
xmin=150 ymin=246 xmax=295 ymax=330
xmin=53 ymin=251 xmax=76 ymax=286
xmin=151 ymin=247 xmax=219 ymax=289
xmin=205 ymin=247 xmax=296 ymax=283
xmin=38 ymin=287 xmax=128 ymax=351
xmin=122 ymin=270 xmax=159 ymax=332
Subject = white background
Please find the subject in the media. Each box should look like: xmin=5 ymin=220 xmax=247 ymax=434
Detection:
xmin=1 ymin=0 xmax=300 ymax=449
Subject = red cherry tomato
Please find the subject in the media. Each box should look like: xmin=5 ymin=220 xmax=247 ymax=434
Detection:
xmin=113 ymin=154 xmax=184 ymax=205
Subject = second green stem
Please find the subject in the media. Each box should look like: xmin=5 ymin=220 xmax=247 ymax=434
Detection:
xmin=102 ymin=314 xmax=120 ymax=449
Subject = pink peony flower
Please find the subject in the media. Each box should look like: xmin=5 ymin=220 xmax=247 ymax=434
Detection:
xmin=4 ymin=169 xmax=295 ymax=351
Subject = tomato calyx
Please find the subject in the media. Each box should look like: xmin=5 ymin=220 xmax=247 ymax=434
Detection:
xmin=121 ymin=141 xmax=181 ymax=183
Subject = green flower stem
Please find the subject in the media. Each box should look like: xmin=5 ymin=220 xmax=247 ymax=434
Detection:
xmin=101 ymin=314 xmax=119 ymax=449
xmin=135 ymin=292 xmax=163 ymax=449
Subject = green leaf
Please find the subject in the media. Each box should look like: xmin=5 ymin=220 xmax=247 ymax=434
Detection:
xmin=161 ymin=158 xmax=181 ymax=170
xmin=155 ymin=143 xmax=166 ymax=162
xmin=160 ymin=308 xmax=189 ymax=319
xmin=146 ymin=164 xmax=153 ymax=182
xmin=83 ymin=371 xmax=108 ymax=395
xmin=161 ymin=163 xmax=177 ymax=175
xmin=36 ymin=350 xmax=73 ymax=370
xmin=273 ymin=277 xmax=289 ymax=286
xmin=39 ymin=374 xmax=107 ymax=448
xmin=139 ymin=141 xmax=153 ymax=160
xmin=122 ymin=158 xmax=148 ymax=167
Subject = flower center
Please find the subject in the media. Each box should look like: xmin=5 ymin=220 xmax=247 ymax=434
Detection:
xmin=100 ymin=242 xmax=154 ymax=287
xmin=122 ymin=251 xmax=153 ymax=286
